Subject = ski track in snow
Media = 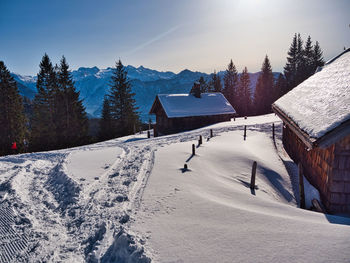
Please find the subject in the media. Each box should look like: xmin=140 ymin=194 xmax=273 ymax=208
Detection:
xmin=0 ymin=116 xmax=284 ymax=262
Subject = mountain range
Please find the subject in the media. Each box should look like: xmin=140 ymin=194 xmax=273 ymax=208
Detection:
xmin=12 ymin=66 xmax=280 ymax=122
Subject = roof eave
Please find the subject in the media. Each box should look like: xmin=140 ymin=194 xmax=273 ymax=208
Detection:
xmin=149 ymin=95 xmax=160 ymax=115
xmin=166 ymin=112 xmax=237 ymax=119
xmin=272 ymin=104 xmax=315 ymax=149
xmin=315 ymin=119 xmax=350 ymax=148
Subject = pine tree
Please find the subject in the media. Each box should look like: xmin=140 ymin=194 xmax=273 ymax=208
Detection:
xmin=209 ymin=71 xmax=222 ymax=92
xmin=223 ymin=59 xmax=238 ymax=107
xmin=236 ymin=67 xmax=251 ymax=116
xmin=99 ymin=96 xmax=115 ymax=140
xmin=303 ymin=35 xmax=314 ymax=79
xmin=30 ymin=54 xmax=58 ymax=151
xmin=57 ymin=56 xmax=88 ymax=147
xmin=254 ymin=55 xmax=274 ymax=115
xmin=23 ymin=96 xmax=33 ymax=122
xmin=274 ymin=73 xmax=288 ymax=99
xmin=284 ymin=34 xmax=325 ymax=92
xmin=0 ymin=61 xmax=26 ymax=155
xmin=189 ymin=82 xmax=201 ymax=98
xmin=295 ymin=33 xmax=305 ymax=86
xmin=198 ymin=76 xmax=208 ymax=93
xmin=312 ymin=41 xmax=325 ymax=70
xmin=108 ymin=59 xmax=139 ymax=137
xmin=284 ymin=33 xmax=298 ymax=92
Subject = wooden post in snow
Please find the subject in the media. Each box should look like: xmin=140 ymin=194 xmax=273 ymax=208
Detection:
xmin=250 ymin=161 xmax=257 ymax=189
xmin=234 ymin=117 xmax=236 ymax=121
xmin=272 ymin=123 xmax=275 ymax=141
xmin=192 ymin=144 xmax=195 ymax=155
xmin=147 ymin=130 xmax=150 ymax=138
xmin=199 ymin=135 xmax=202 ymax=145
xmin=244 ymin=125 xmax=247 ymax=140
xmin=298 ymin=163 xmax=306 ymax=209
xmin=210 ymin=129 xmax=213 ymax=138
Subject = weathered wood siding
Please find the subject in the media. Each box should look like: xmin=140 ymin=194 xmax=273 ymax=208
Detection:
xmin=282 ymin=125 xmax=350 ymax=214
xmin=332 ymin=135 xmax=350 ymax=213
xmin=154 ymin=111 xmax=232 ymax=136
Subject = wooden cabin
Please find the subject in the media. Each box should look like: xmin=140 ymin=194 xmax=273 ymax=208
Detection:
xmin=149 ymin=90 xmax=236 ymax=136
xmin=272 ymin=48 xmax=350 ymax=214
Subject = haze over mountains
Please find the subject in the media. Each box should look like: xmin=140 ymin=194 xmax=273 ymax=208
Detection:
xmin=12 ymin=66 xmax=280 ymax=122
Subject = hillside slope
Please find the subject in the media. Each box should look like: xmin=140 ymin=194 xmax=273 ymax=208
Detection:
xmin=0 ymin=114 xmax=349 ymax=262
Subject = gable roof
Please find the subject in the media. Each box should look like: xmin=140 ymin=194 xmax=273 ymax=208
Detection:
xmin=272 ymin=48 xmax=350 ymax=149
xmin=149 ymin=93 xmax=236 ymax=118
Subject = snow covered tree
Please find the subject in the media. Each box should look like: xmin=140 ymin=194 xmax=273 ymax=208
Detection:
xmin=107 ymin=59 xmax=140 ymax=137
xmin=30 ymin=54 xmax=58 ymax=151
xmin=0 ymin=61 xmax=26 ymax=155
xmin=57 ymin=56 xmax=88 ymax=147
xmin=223 ymin=59 xmax=238 ymax=107
xmin=254 ymin=55 xmax=274 ymax=115
xmin=209 ymin=71 xmax=222 ymax=92
xmin=236 ymin=67 xmax=251 ymax=116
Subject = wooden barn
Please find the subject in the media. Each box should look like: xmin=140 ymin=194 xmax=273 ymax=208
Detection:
xmin=149 ymin=89 xmax=236 ymax=136
xmin=272 ymin=48 xmax=350 ymax=214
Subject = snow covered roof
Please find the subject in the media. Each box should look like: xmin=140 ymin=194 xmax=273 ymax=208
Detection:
xmin=149 ymin=93 xmax=236 ymax=118
xmin=273 ymin=48 xmax=350 ymax=148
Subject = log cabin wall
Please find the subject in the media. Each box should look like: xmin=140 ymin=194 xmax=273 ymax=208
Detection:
xmin=154 ymin=110 xmax=232 ymax=136
xmin=282 ymin=125 xmax=350 ymax=214
xmin=332 ymin=134 xmax=350 ymax=213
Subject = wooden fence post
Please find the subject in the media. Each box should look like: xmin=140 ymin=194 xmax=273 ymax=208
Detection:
xmin=234 ymin=117 xmax=236 ymax=121
xmin=210 ymin=129 xmax=213 ymax=138
xmin=199 ymin=135 xmax=202 ymax=145
xmin=250 ymin=161 xmax=257 ymax=189
xmin=244 ymin=125 xmax=247 ymax=140
xmin=298 ymin=163 xmax=306 ymax=209
xmin=147 ymin=130 xmax=150 ymax=138
xmin=272 ymin=123 xmax=275 ymax=141
xmin=192 ymin=144 xmax=195 ymax=155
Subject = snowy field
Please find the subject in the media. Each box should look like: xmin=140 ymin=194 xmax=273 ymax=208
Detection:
xmin=0 ymin=114 xmax=350 ymax=262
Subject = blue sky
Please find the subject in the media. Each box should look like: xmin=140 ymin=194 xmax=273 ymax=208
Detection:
xmin=1 ymin=0 xmax=349 ymax=75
